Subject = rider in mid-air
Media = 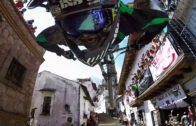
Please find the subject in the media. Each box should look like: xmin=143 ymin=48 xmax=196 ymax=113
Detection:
xmin=27 ymin=0 xmax=169 ymax=67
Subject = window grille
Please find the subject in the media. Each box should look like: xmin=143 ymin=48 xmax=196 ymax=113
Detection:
xmin=6 ymin=58 xmax=26 ymax=85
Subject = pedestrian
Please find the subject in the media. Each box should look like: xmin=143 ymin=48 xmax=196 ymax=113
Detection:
xmin=26 ymin=20 xmax=34 ymax=27
xmin=14 ymin=0 xmax=24 ymax=9
xmin=165 ymin=120 xmax=170 ymax=126
xmin=86 ymin=115 xmax=95 ymax=126
xmin=19 ymin=8 xmax=26 ymax=16
xmin=87 ymin=111 xmax=97 ymax=126
xmin=29 ymin=107 xmax=37 ymax=126
xmin=188 ymin=106 xmax=196 ymax=126
xmin=180 ymin=112 xmax=190 ymax=126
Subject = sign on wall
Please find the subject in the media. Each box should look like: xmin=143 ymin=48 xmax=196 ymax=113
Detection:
xmin=149 ymin=37 xmax=178 ymax=81
xmin=155 ymin=84 xmax=187 ymax=109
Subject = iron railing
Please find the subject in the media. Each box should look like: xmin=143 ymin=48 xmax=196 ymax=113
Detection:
xmin=168 ymin=18 xmax=196 ymax=60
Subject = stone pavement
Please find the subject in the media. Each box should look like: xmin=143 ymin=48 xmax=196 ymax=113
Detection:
xmin=97 ymin=113 xmax=126 ymax=126
xmin=98 ymin=120 xmax=126 ymax=126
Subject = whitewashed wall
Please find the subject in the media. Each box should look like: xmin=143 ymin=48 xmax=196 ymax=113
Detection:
xmin=31 ymin=71 xmax=80 ymax=126
xmin=144 ymin=100 xmax=156 ymax=126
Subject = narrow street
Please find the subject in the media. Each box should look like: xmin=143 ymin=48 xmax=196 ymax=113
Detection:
xmin=1 ymin=0 xmax=196 ymax=126
xmin=97 ymin=113 xmax=126 ymax=126
xmin=99 ymin=121 xmax=125 ymax=126
xmin=98 ymin=119 xmax=128 ymax=126
xmin=98 ymin=1 xmax=163 ymax=126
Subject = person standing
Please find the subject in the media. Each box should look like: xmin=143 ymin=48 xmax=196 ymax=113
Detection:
xmin=188 ymin=106 xmax=194 ymax=126
xmin=29 ymin=107 xmax=37 ymax=126
xmin=180 ymin=112 xmax=190 ymax=126
xmin=86 ymin=112 xmax=96 ymax=126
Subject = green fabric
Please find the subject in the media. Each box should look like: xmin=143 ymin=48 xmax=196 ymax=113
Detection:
xmin=119 ymin=1 xmax=134 ymax=15
xmin=142 ymin=18 xmax=169 ymax=29
xmin=117 ymin=32 xmax=126 ymax=40
xmin=36 ymin=35 xmax=47 ymax=43
xmin=131 ymin=84 xmax=138 ymax=92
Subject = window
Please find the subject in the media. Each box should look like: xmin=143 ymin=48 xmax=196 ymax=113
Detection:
xmin=6 ymin=58 xmax=26 ymax=85
xmin=41 ymin=96 xmax=52 ymax=115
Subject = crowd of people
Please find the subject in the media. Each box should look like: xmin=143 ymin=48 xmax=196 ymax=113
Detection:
xmin=14 ymin=0 xmax=37 ymax=33
xmin=165 ymin=106 xmax=195 ymax=126
xmin=133 ymin=34 xmax=162 ymax=84
xmin=26 ymin=19 xmax=37 ymax=33
xmin=14 ymin=0 xmax=27 ymax=14
xmin=127 ymin=32 xmax=168 ymax=97
xmin=116 ymin=32 xmax=172 ymax=126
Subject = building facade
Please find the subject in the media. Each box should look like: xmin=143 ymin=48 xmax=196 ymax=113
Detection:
xmin=118 ymin=0 xmax=196 ymax=125
xmin=0 ymin=0 xmax=44 ymax=126
xmin=77 ymin=78 xmax=97 ymax=102
xmin=80 ymin=84 xmax=94 ymax=125
xmin=31 ymin=71 xmax=80 ymax=126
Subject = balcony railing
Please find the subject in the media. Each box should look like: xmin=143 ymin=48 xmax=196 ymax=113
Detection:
xmin=168 ymin=18 xmax=196 ymax=60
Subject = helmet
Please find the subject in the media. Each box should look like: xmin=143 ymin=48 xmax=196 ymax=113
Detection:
xmin=28 ymin=0 xmax=120 ymax=67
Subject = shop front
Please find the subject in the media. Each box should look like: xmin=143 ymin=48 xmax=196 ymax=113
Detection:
xmin=137 ymin=105 xmax=146 ymax=126
xmin=183 ymin=77 xmax=196 ymax=106
xmin=153 ymin=84 xmax=190 ymax=125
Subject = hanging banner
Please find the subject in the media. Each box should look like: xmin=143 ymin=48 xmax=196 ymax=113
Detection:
xmin=155 ymin=84 xmax=187 ymax=109
xmin=149 ymin=37 xmax=178 ymax=81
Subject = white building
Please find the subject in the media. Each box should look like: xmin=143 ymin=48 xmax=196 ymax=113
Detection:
xmin=80 ymin=85 xmax=94 ymax=125
xmin=94 ymin=89 xmax=107 ymax=114
xmin=31 ymin=71 xmax=80 ymax=126
xmin=78 ymin=78 xmax=97 ymax=100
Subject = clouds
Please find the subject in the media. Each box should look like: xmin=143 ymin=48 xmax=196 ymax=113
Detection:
xmin=38 ymin=51 xmax=103 ymax=83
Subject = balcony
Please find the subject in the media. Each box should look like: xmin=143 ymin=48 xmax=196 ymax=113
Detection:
xmin=128 ymin=20 xmax=196 ymax=107
xmin=168 ymin=18 xmax=196 ymax=59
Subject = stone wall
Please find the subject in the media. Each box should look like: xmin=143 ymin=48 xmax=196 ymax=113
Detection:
xmin=0 ymin=0 xmax=45 ymax=125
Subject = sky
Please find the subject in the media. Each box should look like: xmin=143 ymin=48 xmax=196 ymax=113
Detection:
xmin=23 ymin=0 xmax=132 ymax=84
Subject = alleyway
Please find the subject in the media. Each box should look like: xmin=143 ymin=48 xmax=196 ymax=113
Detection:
xmin=98 ymin=113 xmax=126 ymax=126
xmin=99 ymin=121 xmax=125 ymax=126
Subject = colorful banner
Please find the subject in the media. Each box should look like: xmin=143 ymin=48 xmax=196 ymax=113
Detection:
xmin=149 ymin=37 xmax=178 ymax=81
xmin=155 ymin=84 xmax=187 ymax=109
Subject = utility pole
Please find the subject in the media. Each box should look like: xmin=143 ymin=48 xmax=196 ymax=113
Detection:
xmin=99 ymin=47 xmax=122 ymax=109
xmin=99 ymin=52 xmax=117 ymax=109
xmin=107 ymin=53 xmax=117 ymax=109
xmin=99 ymin=45 xmax=127 ymax=110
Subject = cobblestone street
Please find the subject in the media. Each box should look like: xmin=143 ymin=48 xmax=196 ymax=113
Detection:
xmin=99 ymin=121 xmax=126 ymax=126
xmin=98 ymin=113 xmax=126 ymax=126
